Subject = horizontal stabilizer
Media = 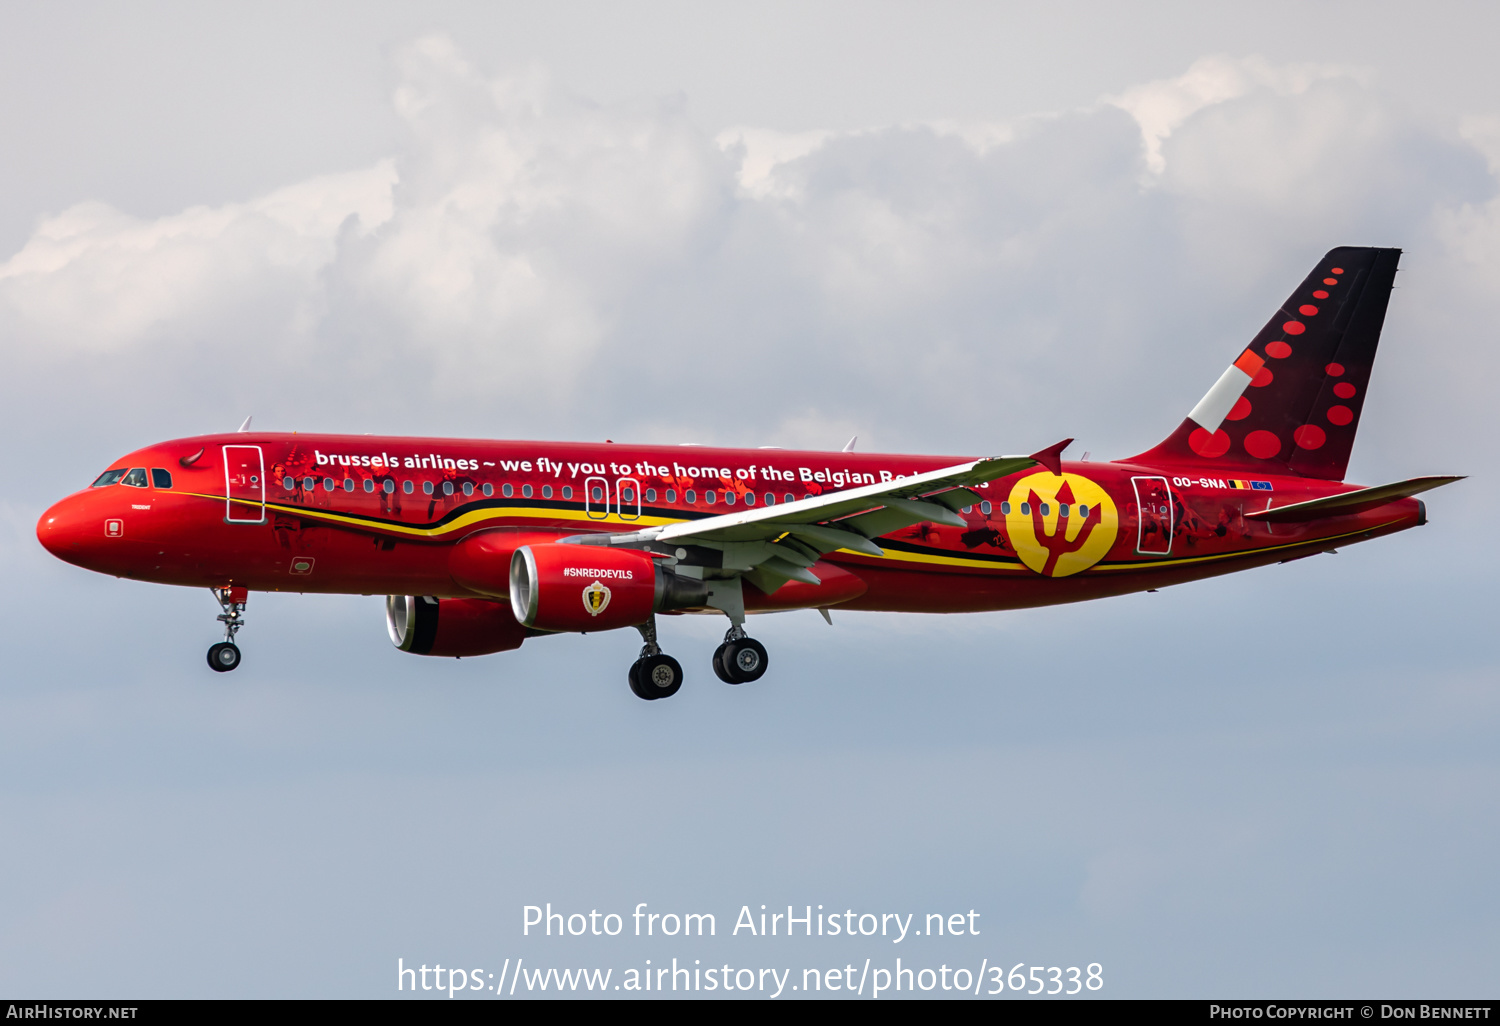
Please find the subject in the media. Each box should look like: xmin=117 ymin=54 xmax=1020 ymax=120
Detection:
xmin=1244 ymin=475 xmax=1464 ymax=523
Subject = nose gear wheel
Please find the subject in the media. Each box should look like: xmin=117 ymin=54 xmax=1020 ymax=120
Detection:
xmin=208 ymin=587 xmax=247 ymax=672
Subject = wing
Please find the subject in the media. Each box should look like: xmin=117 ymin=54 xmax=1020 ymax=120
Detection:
xmin=563 ymin=443 xmax=1065 ymax=595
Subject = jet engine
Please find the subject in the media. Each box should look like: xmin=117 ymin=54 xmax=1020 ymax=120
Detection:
xmin=509 ymin=543 xmax=708 ymax=632
xmin=385 ymin=595 xmax=527 ymax=657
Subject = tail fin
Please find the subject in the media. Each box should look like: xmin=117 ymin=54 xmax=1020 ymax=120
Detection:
xmin=1131 ymin=246 xmax=1401 ymax=481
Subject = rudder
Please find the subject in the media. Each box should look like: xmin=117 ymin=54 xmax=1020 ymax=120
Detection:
xmin=1131 ymin=246 xmax=1401 ymax=481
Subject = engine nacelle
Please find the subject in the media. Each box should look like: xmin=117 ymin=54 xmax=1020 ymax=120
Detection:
xmin=509 ymin=543 xmax=707 ymax=632
xmin=386 ymin=595 xmax=527 ymax=657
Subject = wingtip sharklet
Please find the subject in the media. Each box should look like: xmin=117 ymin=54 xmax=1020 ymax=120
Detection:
xmin=1027 ymin=438 xmax=1072 ymax=476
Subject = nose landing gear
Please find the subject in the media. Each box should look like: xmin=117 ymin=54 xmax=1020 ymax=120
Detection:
xmin=628 ymin=617 xmax=683 ymax=700
xmin=712 ymin=625 xmax=768 ymax=684
xmin=207 ymin=586 xmax=247 ymax=672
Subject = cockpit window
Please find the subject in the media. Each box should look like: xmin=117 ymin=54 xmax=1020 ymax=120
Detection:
xmin=92 ymin=469 xmax=128 ymax=487
xmin=151 ymin=468 xmax=173 ymax=489
xmin=121 ymin=468 xmax=149 ymax=488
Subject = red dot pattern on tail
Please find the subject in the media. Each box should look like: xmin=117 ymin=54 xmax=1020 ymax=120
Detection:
xmin=1327 ymin=405 xmax=1353 ymax=426
xmin=1293 ymin=424 xmax=1326 ymax=449
xmin=1244 ymin=430 xmax=1281 ymax=459
xmin=1189 ymin=427 xmax=1231 ymax=457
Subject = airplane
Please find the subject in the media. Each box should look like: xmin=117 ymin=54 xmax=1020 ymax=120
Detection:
xmin=37 ymin=246 xmax=1461 ymax=701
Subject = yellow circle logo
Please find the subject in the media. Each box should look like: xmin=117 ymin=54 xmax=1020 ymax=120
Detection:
xmin=1003 ymin=472 xmax=1119 ymax=577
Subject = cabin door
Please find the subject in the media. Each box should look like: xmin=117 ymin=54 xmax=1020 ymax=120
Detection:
xmin=223 ymin=445 xmax=266 ymax=524
xmin=1131 ymin=476 xmax=1173 ymax=555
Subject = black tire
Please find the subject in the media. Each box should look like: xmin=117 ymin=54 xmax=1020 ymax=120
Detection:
xmin=627 ymin=658 xmax=655 ymax=700
xmin=207 ymin=642 xmax=241 ymax=672
xmin=725 ymin=638 xmax=768 ymax=683
xmin=712 ymin=642 xmax=737 ymax=684
xmin=639 ymin=654 xmax=683 ymax=699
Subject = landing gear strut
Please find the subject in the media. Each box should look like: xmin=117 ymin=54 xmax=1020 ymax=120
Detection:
xmin=712 ymin=624 xmax=769 ymax=685
xmin=628 ymin=617 xmax=682 ymax=700
xmin=207 ymin=586 xmax=247 ymax=672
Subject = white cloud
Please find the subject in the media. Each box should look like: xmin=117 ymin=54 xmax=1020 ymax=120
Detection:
xmin=1106 ymin=54 xmax=1357 ymax=175
xmin=0 ymin=42 xmax=1493 ymax=470
xmin=0 ymin=164 xmax=395 ymax=354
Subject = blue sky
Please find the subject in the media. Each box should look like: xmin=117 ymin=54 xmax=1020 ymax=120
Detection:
xmin=0 ymin=1 xmax=1496 ymax=998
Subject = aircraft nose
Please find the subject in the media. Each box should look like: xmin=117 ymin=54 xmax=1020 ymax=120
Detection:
xmin=37 ymin=494 xmax=97 ymax=564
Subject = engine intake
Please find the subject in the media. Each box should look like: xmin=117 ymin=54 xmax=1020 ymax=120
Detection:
xmin=386 ymin=595 xmax=527 ymax=657
xmin=509 ymin=543 xmax=708 ymax=632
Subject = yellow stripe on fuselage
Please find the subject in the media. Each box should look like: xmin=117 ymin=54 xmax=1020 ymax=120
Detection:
xmin=186 ymin=492 xmax=1401 ymax=575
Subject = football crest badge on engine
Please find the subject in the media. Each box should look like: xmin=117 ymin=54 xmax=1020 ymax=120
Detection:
xmin=582 ymin=580 xmax=612 ymax=616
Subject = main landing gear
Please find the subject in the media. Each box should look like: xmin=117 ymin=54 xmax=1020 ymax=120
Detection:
xmin=207 ymin=586 xmax=247 ymax=672
xmin=629 ymin=617 xmax=683 ymax=701
xmin=712 ymin=625 xmax=769 ymax=685
xmin=625 ymin=617 xmax=770 ymax=701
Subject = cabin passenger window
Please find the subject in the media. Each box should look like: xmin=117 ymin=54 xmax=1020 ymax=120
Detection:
xmin=591 ymin=486 xmax=603 ymax=501
xmin=764 ymin=493 xmax=774 ymax=505
xmin=92 ymin=469 xmax=128 ymax=487
xmin=344 ymin=479 xmax=354 ymax=492
xmin=1000 ymin=501 xmax=1010 ymax=515
xmin=621 ymin=487 xmax=634 ymax=502
xmin=562 ymin=486 xmax=573 ymax=500
xmin=1078 ymin=505 xmax=1089 ymax=519
xmin=463 ymin=483 xmax=474 ymax=496
xmin=744 ymin=493 xmax=754 ymax=505
xmin=283 ymin=477 xmax=296 ymax=490
xmin=152 ymin=469 xmax=173 ymax=489
xmin=980 ymin=501 xmax=992 ymax=515
xmin=423 ymin=481 xmax=433 ymax=495
xmin=542 ymin=485 xmax=553 ymax=499
xmin=705 ymin=491 xmax=716 ymax=504
xmin=383 ymin=480 xmax=395 ymax=494
xmin=685 ymin=490 xmax=696 ymax=503
xmin=502 ymin=484 xmax=514 ymax=498
xmin=522 ymin=484 xmax=533 ymax=498
xmin=645 ymin=488 xmax=656 ymax=502
xmin=961 ymin=505 xmax=972 ymax=514
xmin=1020 ymin=502 xmax=1030 ymax=515
xmin=665 ymin=489 xmax=676 ymax=503
xmin=403 ymin=481 xmax=414 ymax=494
xmin=1040 ymin=503 xmax=1050 ymax=515
xmin=785 ymin=494 xmax=795 ymax=504
xmin=364 ymin=480 xmax=375 ymax=493
xmin=122 ymin=468 xmax=148 ymax=487
xmin=442 ymin=482 xmax=454 ymax=496
xmin=482 ymin=483 xmax=493 ymax=497
xmin=1059 ymin=504 xmax=1069 ymax=518
xmin=324 ymin=478 xmax=335 ymax=491
xmin=724 ymin=492 xmax=735 ymax=505
xmin=304 ymin=476 xmax=315 ymax=491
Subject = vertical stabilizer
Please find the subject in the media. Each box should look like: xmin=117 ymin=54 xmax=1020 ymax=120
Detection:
xmin=1130 ymin=247 xmax=1400 ymax=480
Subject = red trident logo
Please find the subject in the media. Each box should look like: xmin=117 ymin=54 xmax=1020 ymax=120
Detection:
xmin=1004 ymin=472 xmax=1119 ymax=577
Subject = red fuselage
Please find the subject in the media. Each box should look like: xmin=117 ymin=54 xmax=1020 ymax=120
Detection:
xmin=37 ymin=433 xmax=1422 ymax=612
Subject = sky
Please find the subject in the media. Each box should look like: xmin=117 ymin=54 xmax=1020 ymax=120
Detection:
xmin=1 ymin=0 xmax=1497 ymax=999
